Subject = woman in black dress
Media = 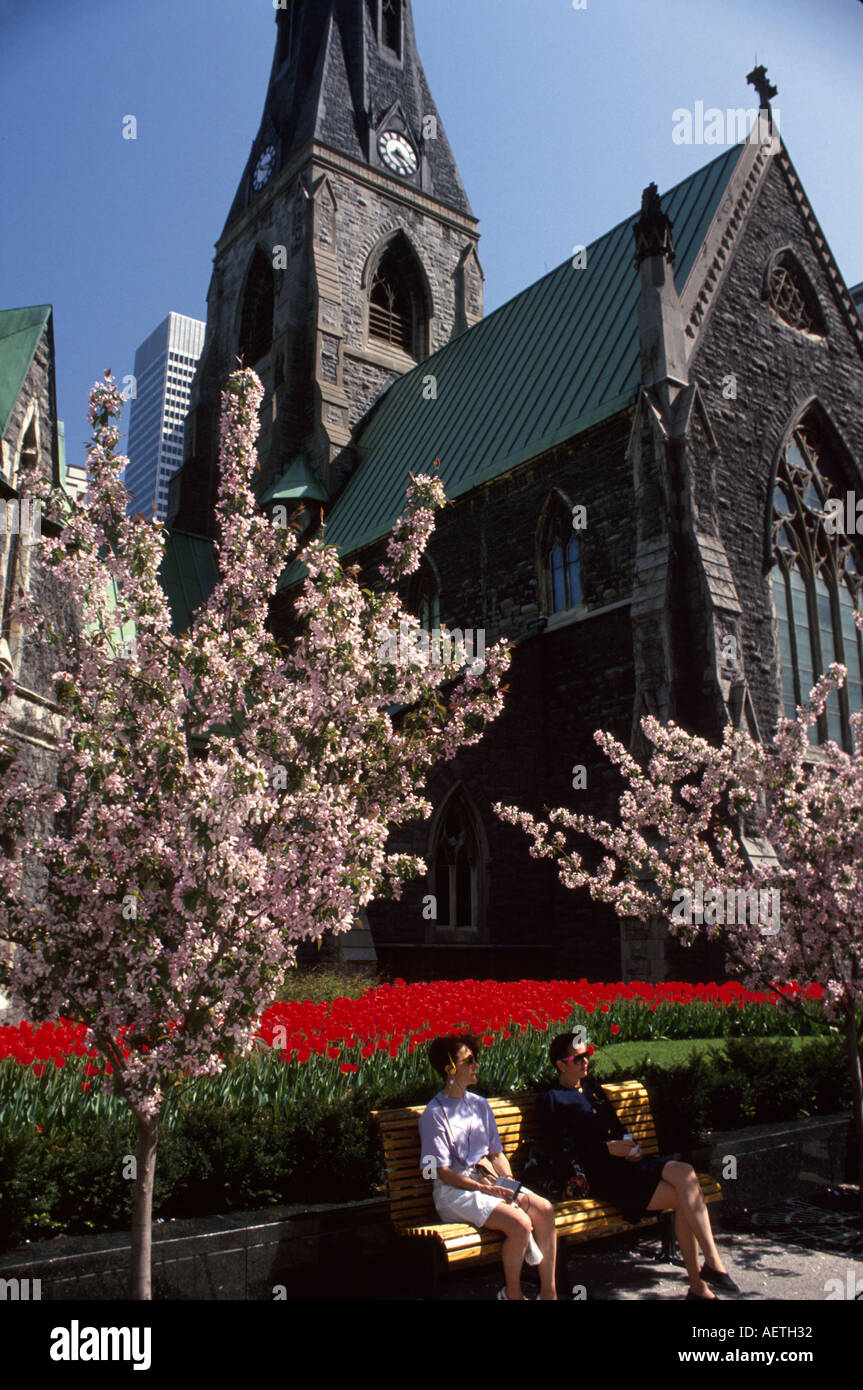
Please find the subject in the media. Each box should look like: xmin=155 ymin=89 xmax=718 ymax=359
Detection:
xmin=537 ymin=1032 xmax=738 ymax=1300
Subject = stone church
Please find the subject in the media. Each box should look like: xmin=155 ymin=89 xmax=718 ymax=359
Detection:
xmin=163 ymin=0 xmax=863 ymax=983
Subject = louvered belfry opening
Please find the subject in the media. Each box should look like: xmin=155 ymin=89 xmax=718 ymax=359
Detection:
xmin=239 ymin=251 xmax=275 ymax=365
xmin=369 ymin=239 xmax=425 ymax=357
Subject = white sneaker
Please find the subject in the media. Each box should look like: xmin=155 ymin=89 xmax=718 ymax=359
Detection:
xmin=525 ymin=1232 xmax=543 ymax=1266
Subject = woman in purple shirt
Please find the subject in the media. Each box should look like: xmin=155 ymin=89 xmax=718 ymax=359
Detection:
xmin=419 ymin=1032 xmax=558 ymax=1300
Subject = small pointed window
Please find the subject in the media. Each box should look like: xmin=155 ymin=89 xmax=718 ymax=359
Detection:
xmin=545 ymin=511 xmax=581 ymax=614
xmin=239 ymin=251 xmax=275 ymax=365
xmin=410 ymin=562 xmax=440 ymax=633
xmin=381 ymin=0 xmax=402 ymax=57
xmin=432 ymin=791 xmax=480 ymax=931
xmin=276 ymin=1 xmax=301 ymax=67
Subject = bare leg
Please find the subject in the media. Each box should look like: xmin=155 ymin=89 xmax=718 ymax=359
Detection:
xmin=517 ymin=1189 xmax=558 ymax=1299
xmin=646 ymin=1179 xmax=715 ymax=1298
xmin=660 ymin=1162 xmax=725 ymax=1271
xmin=483 ymin=1200 xmax=531 ymax=1299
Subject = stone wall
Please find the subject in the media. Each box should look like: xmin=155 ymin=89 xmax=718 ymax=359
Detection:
xmin=686 ymin=154 xmax=863 ymax=745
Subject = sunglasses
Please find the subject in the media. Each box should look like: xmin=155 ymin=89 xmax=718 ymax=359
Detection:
xmin=449 ymin=1052 xmax=478 ymax=1068
xmin=562 ymin=1050 xmax=591 ymax=1063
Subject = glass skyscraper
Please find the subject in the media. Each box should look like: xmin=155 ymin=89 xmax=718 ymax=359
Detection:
xmin=124 ymin=313 xmax=205 ymax=523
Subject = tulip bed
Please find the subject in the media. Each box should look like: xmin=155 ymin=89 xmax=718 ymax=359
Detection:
xmin=0 ymin=977 xmax=828 ymax=1129
xmin=0 ymin=978 xmax=850 ymax=1248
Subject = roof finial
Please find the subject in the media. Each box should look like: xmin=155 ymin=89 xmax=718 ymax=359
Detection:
xmin=633 ymin=182 xmax=675 ymax=267
xmin=747 ymin=64 xmax=777 ymax=110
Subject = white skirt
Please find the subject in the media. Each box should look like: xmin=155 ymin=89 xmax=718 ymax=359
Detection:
xmin=432 ymin=1175 xmax=509 ymax=1228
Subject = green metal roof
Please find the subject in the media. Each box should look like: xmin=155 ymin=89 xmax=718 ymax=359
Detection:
xmin=159 ymin=530 xmax=221 ymax=635
xmin=0 ymin=305 xmax=52 ymax=438
xmin=258 ymin=455 xmax=328 ymax=505
xmin=279 ymin=143 xmax=743 ymax=589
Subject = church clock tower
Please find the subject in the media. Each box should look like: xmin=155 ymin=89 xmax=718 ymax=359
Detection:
xmin=169 ymin=0 xmax=483 ymax=536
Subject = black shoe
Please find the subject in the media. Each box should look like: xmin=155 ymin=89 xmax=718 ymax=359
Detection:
xmin=700 ymin=1263 xmax=740 ymax=1293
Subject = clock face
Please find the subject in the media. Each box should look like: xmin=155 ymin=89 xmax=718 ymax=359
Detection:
xmin=377 ymin=130 xmax=417 ymax=178
xmin=253 ymin=145 xmax=277 ymax=191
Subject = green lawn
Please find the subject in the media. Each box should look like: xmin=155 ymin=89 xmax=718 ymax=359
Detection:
xmin=591 ymin=1035 xmax=817 ymax=1072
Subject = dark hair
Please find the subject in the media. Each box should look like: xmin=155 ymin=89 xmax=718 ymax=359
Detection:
xmin=428 ymin=1033 xmax=481 ymax=1080
xmin=549 ymin=1032 xmax=581 ymax=1068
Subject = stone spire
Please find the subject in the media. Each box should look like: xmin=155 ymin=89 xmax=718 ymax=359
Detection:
xmin=222 ymin=0 xmax=473 ymax=236
xmin=633 ymin=183 xmax=687 ymax=416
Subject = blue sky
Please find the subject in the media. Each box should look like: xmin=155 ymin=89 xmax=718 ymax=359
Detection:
xmin=1 ymin=0 xmax=861 ymax=464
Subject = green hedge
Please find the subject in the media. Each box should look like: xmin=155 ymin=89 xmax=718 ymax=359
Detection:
xmin=590 ymin=1035 xmax=851 ymax=1151
xmin=0 ymin=1034 xmax=851 ymax=1251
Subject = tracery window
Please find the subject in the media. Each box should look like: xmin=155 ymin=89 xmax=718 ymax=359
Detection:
xmin=770 ymin=423 xmax=863 ymax=749
xmin=238 ymin=251 xmax=275 ymax=365
xmin=768 ymin=253 xmax=824 ymax=335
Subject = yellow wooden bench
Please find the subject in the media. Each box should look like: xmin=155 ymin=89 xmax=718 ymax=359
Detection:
xmin=373 ymin=1081 xmax=722 ymax=1292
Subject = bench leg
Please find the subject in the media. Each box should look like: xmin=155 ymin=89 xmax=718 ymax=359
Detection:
xmin=655 ymin=1211 xmax=684 ymax=1265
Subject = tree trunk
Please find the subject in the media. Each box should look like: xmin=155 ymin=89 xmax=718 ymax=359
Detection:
xmin=130 ymin=1112 xmax=159 ymax=1300
xmin=843 ymin=1006 xmax=863 ymax=1218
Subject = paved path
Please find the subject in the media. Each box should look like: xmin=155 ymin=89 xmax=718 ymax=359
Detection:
xmin=435 ymin=1192 xmax=863 ymax=1301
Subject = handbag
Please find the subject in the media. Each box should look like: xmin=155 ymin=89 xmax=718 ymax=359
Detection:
xmin=519 ymin=1138 xmax=590 ymax=1201
xmin=563 ymin=1158 xmax=591 ymax=1200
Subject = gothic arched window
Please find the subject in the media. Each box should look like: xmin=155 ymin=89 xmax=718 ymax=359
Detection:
xmin=770 ymin=422 xmax=863 ymax=748
xmin=431 ymin=790 xmax=480 ymax=931
xmin=539 ymin=503 xmax=581 ymax=615
xmin=409 ymin=562 xmax=440 ymax=633
xmin=368 ymin=238 xmax=428 ymax=358
xmin=238 ymin=251 xmax=275 ymax=365
xmin=767 ymin=252 xmax=825 ymax=335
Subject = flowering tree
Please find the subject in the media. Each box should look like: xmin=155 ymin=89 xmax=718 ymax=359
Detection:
xmin=496 ymin=670 xmax=863 ymax=1209
xmin=0 ymin=369 xmax=510 ymax=1297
